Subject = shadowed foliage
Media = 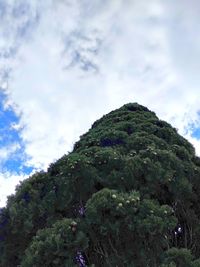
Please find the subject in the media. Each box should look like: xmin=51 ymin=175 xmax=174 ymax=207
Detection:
xmin=1 ymin=103 xmax=200 ymax=266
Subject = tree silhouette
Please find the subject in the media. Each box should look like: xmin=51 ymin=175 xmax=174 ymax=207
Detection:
xmin=1 ymin=103 xmax=200 ymax=266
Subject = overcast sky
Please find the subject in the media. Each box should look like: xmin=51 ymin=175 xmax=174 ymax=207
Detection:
xmin=0 ymin=0 xmax=200 ymax=207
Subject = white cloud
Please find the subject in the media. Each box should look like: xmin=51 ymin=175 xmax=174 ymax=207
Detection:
xmin=10 ymin=122 xmax=22 ymax=131
xmin=0 ymin=0 xmax=199 ymax=205
xmin=0 ymin=171 xmax=26 ymax=207
xmin=0 ymin=143 xmax=20 ymax=162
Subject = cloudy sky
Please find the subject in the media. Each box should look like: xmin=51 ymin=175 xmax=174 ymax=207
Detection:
xmin=0 ymin=0 xmax=200 ymax=206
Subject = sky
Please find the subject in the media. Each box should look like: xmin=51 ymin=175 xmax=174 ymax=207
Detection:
xmin=0 ymin=0 xmax=200 ymax=207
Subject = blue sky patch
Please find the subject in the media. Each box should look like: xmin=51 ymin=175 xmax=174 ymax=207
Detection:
xmin=191 ymin=127 xmax=200 ymax=139
xmin=0 ymin=92 xmax=33 ymax=175
xmin=189 ymin=111 xmax=200 ymax=139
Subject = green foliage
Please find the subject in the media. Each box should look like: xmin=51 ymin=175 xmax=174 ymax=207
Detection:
xmin=160 ymin=247 xmax=200 ymax=267
xmin=21 ymin=218 xmax=89 ymax=267
xmin=1 ymin=102 xmax=200 ymax=267
xmin=84 ymin=188 xmax=176 ymax=266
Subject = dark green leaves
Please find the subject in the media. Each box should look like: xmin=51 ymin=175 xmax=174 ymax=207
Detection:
xmin=1 ymin=103 xmax=200 ymax=266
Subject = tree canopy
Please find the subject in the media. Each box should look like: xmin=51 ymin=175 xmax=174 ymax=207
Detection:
xmin=1 ymin=103 xmax=200 ymax=266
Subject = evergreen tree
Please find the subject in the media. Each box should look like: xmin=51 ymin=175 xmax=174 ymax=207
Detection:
xmin=1 ymin=103 xmax=200 ymax=266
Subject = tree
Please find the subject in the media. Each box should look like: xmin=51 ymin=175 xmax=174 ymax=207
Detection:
xmin=1 ymin=103 xmax=200 ymax=266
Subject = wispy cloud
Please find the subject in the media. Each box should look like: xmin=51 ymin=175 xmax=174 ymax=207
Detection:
xmin=0 ymin=143 xmax=20 ymax=161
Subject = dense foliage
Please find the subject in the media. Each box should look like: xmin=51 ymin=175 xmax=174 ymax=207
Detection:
xmin=1 ymin=103 xmax=200 ymax=266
